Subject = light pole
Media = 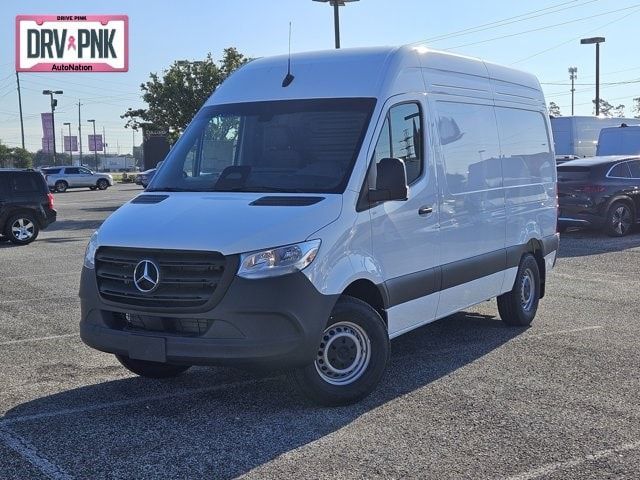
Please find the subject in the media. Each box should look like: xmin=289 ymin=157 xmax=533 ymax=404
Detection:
xmin=568 ymin=67 xmax=577 ymax=116
xmin=87 ymin=119 xmax=98 ymax=170
xmin=580 ymin=37 xmax=605 ymax=116
xmin=42 ymin=90 xmax=63 ymax=164
xmin=63 ymin=122 xmax=72 ymax=164
xmin=312 ymin=0 xmax=360 ymax=49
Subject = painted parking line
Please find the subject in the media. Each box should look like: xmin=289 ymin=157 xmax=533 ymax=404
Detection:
xmin=0 ymin=377 xmax=275 ymax=427
xmin=523 ymin=325 xmax=603 ymax=338
xmin=0 ymin=427 xmax=73 ymax=480
xmin=0 ymin=296 xmax=78 ymax=305
xmin=0 ymin=272 xmax=79 ymax=279
xmin=505 ymin=439 xmax=640 ymax=480
xmin=0 ymin=334 xmax=78 ymax=347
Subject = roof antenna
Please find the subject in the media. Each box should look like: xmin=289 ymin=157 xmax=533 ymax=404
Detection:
xmin=282 ymin=22 xmax=295 ymax=87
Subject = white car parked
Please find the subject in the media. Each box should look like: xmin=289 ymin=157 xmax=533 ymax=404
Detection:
xmin=80 ymin=45 xmax=558 ymax=405
xmin=43 ymin=166 xmax=114 ymax=193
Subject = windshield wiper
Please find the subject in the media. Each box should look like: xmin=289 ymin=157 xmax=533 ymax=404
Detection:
xmin=216 ymin=186 xmax=305 ymax=193
xmin=146 ymin=187 xmax=193 ymax=192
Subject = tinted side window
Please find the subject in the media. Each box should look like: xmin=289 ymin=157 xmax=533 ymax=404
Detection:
xmin=609 ymin=162 xmax=631 ymax=178
xmin=372 ymin=103 xmax=423 ymax=184
xmin=42 ymin=168 xmax=61 ymax=174
xmin=79 ymin=168 xmax=92 ymax=174
xmin=495 ymin=108 xmax=554 ymax=186
xmin=627 ymin=160 xmax=640 ymax=179
xmin=12 ymin=174 xmax=41 ymax=193
xmin=65 ymin=167 xmax=80 ymax=175
xmin=436 ymin=102 xmax=502 ymax=194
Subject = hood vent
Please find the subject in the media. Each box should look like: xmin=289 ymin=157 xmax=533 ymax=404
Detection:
xmin=250 ymin=196 xmax=325 ymax=206
xmin=131 ymin=194 xmax=169 ymax=204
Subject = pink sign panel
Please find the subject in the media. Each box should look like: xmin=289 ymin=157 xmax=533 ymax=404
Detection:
xmin=64 ymin=135 xmax=78 ymax=152
xmin=16 ymin=15 xmax=128 ymax=72
xmin=88 ymin=134 xmax=103 ymax=152
xmin=41 ymin=112 xmax=53 ymax=137
xmin=42 ymin=137 xmax=53 ymax=153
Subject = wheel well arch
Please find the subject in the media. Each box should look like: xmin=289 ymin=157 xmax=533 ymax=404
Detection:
xmin=342 ymin=279 xmax=388 ymax=326
xmin=2 ymin=208 xmax=42 ymax=229
xmin=606 ymin=196 xmax=636 ymax=218
xmin=524 ymin=238 xmax=547 ymax=299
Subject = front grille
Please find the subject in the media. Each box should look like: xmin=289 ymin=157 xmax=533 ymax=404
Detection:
xmin=96 ymin=247 xmax=233 ymax=311
xmin=111 ymin=312 xmax=213 ymax=337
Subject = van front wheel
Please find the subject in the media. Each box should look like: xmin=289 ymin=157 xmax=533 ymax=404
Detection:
xmin=292 ymin=296 xmax=389 ymax=406
xmin=497 ymin=253 xmax=540 ymax=327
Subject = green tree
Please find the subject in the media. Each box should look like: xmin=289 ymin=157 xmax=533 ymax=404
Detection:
xmin=122 ymin=48 xmax=249 ymax=143
xmin=0 ymin=142 xmax=10 ymax=168
xmin=593 ymin=99 xmax=615 ymax=117
xmin=548 ymin=102 xmax=561 ymax=117
xmin=11 ymin=148 xmax=33 ymax=169
xmin=614 ymin=104 xmax=626 ymax=118
xmin=633 ymin=97 xmax=640 ymax=118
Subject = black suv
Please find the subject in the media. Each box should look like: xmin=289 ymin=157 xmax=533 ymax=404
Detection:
xmin=558 ymin=156 xmax=640 ymax=236
xmin=0 ymin=169 xmax=57 ymax=245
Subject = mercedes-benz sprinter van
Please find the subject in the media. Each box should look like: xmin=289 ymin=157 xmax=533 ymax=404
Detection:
xmin=80 ymin=46 xmax=558 ymax=406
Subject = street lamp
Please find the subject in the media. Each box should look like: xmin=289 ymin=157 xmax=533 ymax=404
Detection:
xmin=42 ymin=90 xmax=63 ymax=164
xmin=63 ymin=122 xmax=72 ymax=164
xmin=87 ymin=119 xmax=98 ymax=170
xmin=580 ymin=37 xmax=605 ymax=116
xmin=312 ymin=0 xmax=360 ymax=49
xmin=568 ymin=67 xmax=577 ymax=116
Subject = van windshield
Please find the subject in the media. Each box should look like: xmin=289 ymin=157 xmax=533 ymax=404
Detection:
xmin=148 ymin=98 xmax=376 ymax=194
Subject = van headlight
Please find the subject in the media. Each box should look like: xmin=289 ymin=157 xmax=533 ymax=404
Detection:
xmin=237 ymin=240 xmax=321 ymax=279
xmin=84 ymin=231 xmax=99 ymax=269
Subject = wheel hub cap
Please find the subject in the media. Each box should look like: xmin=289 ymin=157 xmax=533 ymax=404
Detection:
xmin=520 ymin=268 xmax=535 ymax=312
xmin=11 ymin=219 xmax=34 ymax=241
xmin=315 ymin=321 xmax=371 ymax=385
xmin=613 ymin=206 xmax=631 ymax=234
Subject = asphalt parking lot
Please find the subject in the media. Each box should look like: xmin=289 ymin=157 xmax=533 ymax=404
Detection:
xmin=0 ymin=183 xmax=639 ymax=479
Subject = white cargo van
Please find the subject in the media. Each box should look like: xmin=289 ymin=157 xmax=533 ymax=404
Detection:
xmin=551 ymin=116 xmax=640 ymax=158
xmin=596 ymin=124 xmax=640 ymax=156
xmin=80 ymin=46 xmax=558 ymax=405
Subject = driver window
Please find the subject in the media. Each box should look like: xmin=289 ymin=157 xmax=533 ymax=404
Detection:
xmin=371 ymin=103 xmax=423 ymax=185
xmin=201 ymin=116 xmax=241 ymax=175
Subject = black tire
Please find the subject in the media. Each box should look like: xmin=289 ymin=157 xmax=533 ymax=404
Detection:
xmin=604 ymin=201 xmax=634 ymax=237
xmin=4 ymin=213 xmax=40 ymax=245
xmin=292 ymin=296 xmax=389 ymax=406
xmin=55 ymin=180 xmax=68 ymax=193
xmin=115 ymin=354 xmax=191 ymax=378
xmin=97 ymin=179 xmax=109 ymax=190
xmin=497 ymin=253 xmax=540 ymax=327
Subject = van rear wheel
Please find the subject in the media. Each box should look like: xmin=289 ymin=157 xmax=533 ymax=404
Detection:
xmin=497 ymin=253 xmax=540 ymax=327
xmin=292 ymin=296 xmax=389 ymax=406
xmin=115 ymin=354 xmax=191 ymax=378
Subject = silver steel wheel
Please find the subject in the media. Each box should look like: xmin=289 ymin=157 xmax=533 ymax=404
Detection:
xmin=315 ymin=321 xmax=371 ymax=386
xmin=520 ymin=267 xmax=535 ymax=312
xmin=11 ymin=218 xmax=35 ymax=241
xmin=612 ymin=205 xmax=632 ymax=235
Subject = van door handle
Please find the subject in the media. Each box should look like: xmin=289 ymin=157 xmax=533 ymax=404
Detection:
xmin=418 ymin=206 xmax=433 ymax=216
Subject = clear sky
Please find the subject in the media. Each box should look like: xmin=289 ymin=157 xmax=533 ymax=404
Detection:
xmin=1 ymin=0 xmax=640 ymax=155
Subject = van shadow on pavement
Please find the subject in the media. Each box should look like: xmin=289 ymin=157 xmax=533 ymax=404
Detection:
xmin=3 ymin=311 xmax=524 ymax=479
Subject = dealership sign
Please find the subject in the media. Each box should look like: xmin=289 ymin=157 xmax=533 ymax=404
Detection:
xmin=16 ymin=15 xmax=128 ymax=72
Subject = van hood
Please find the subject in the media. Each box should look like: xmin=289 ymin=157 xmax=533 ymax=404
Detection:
xmin=97 ymin=192 xmax=342 ymax=255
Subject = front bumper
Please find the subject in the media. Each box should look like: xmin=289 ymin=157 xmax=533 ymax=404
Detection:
xmin=79 ymin=266 xmax=338 ymax=369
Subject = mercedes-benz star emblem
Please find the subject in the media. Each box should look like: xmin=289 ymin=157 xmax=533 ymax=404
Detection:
xmin=133 ymin=259 xmax=160 ymax=293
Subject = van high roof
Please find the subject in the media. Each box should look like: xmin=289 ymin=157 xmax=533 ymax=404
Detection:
xmin=209 ymin=45 xmax=544 ymax=106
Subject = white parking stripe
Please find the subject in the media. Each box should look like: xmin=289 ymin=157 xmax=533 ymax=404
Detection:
xmin=524 ymin=325 xmax=603 ymax=338
xmin=0 ymin=296 xmax=78 ymax=305
xmin=0 ymin=427 xmax=73 ymax=480
xmin=0 ymin=334 xmax=78 ymax=347
xmin=505 ymin=440 xmax=640 ymax=480
xmin=0 ymin=377 xmax=275 ymax=427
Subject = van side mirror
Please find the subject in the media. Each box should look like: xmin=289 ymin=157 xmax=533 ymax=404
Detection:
xmin=368 ymin=157 xmax=408 ymax=203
